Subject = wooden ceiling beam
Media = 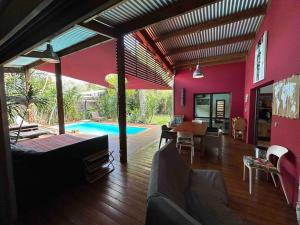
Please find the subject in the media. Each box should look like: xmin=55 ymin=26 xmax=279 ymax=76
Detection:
xmin=156 ymin=5 xmax=267 ymax=43
xmin=166 ymin=33 xmax=256 ymax=56
xmin=79 ymin=21 xmax=119 ymax=38
xmin=3 ymin=67 xmax=25 ymax=73
xmin=174 ymin=52 xmax=248 ymax=69
xmin=57 ymin=35 xmax=111 ymax=57
xmin=0 ymin=0 xmax=55 ymax=47
xmin=118 ymin=0 xmax=221 ymax=34
xmin=25 ymin=35 xmax=111 ymax=69
xmin=136 ymin=30 xmax=172 ymax=74
xmin=0 ymin=0 xmax=124 ymax=66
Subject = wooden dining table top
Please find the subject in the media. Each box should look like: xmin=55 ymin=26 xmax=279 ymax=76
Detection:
xmin=171 ymin=122 xmax=208 ymax=136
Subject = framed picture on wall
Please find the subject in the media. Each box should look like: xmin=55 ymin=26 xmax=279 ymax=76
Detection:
xmin=253 ymin=31 xmax=268 ymax=83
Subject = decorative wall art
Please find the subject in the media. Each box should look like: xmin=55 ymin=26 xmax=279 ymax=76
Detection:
xmin=273 ymin=75 xmax=300 ymax=119
xmin=254 ymin=31 xmax=268 ymax=83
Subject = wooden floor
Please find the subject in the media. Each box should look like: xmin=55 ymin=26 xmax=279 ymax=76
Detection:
xmin=20 ymin=135 xmax=297 ymax=225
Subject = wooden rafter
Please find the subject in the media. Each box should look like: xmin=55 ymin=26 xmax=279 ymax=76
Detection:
xmin=0 ymin=0 xmax=55 ymax=47
xmin=57 ymin=35 xmax=111 ymax=57
xmin=24 ymin=34 xmax=111 ymax=69
xmin=136 ymin=30 xmax=172 ymax=74
xmin=117 ymin=0 xmax=221 ymax=34
xmin=3 ymin=67 xmax=25 ymax=73
xmin=166 ymin=33 xmax=255 ymax=56
xmin=0 ymin=0 xmax=124 ymax=66
xmin=174 ymin=52 xmax=247 ymax=69
xmin=79 ymin=21 xmax=118 ymax=38
xmin=155 ymin=5 xmax=267 ymax=42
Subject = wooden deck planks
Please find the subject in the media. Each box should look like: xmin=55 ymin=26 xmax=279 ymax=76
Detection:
xmin=19 ymin=136 xmax=297 ymax=225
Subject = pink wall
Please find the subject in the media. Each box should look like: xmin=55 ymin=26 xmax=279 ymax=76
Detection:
xmin=174 ymin=62 xmax=245 ymax=122
xmin=38 ymin=40 xmax=170 ymax=90
xmin=244 ymin=0 xmax=300 ymax=205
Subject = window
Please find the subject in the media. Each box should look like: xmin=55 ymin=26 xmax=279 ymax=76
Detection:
xmin=216 ymin=100 xmax=225 ymax=118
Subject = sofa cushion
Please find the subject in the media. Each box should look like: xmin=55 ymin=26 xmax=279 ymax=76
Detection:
xmin=189 ymin=170 xmax=228 ymax=205
xmin=148 ymin=140 xmax=190 ymax=209
xmin=146 ymin=194 xmax=202 ymax=225
xmin=186 ymin=170 xmax=243 ymax=225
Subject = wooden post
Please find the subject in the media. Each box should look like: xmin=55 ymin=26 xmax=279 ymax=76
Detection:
xmin=55 ymin=62 xmax=65 ymax=134
xmin=116 ymin=36 xmax=127 ymax=163
xmin=0 ymin=67 xmax=17 ymax=225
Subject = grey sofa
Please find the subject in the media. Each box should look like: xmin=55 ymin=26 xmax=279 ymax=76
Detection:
xmin=146 ymin=140 xmax=244 ymax=225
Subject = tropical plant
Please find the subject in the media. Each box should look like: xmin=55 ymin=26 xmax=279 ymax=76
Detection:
xmin=63 ymin=86 xmax=83 ymax=121
xmin=6 ymin=83 xmax=47 ymax=142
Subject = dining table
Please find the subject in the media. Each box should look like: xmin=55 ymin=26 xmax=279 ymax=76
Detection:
xmin=172 ymin=121 xmax=208 ymax=154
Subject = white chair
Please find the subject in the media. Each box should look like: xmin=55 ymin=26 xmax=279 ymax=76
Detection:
xmin=243 ymin=145 xmax=289 ymax=204
xmin=192 ymin=119 xmax=202 ymax=124
xmin=177 ymin=132 xmax=194 ymax=162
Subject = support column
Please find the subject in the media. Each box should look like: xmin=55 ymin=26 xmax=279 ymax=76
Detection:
xmin=0 ymin=67 xmax=17 ymax=225
xmin=55 ymin=62 xmax=65 ymax=134
xmin=116 ymin=36 xmax=127 ymax=163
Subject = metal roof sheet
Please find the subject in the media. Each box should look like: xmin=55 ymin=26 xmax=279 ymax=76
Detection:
xmin=171 ymin=40 xmax=253 ymax=62
xmin=97 ymin=0 xmax=179 ymax=26
xmin=35 ymin=25 xmax=97 ymax=52
xmin=4 ymin=56 xmax=39 ymax=67
xmin=149 ymin=0 xmax=267 ymax=36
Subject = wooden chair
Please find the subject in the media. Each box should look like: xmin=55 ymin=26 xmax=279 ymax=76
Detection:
xmin=158 ymin=125 xmax=177 ymax=149
xmin=243 ymin=145 xmax=289 ymax=204
xmin=232 ymin=117 xmax=246 ymax=140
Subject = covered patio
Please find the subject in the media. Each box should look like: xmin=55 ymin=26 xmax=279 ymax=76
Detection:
xmin=1 ymin=0 xmax=299 ymax=225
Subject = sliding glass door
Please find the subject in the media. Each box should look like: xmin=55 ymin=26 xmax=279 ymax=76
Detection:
xmin=194 ymin=93 xmax=231 ymax=133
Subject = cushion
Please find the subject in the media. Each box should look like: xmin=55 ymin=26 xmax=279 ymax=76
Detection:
xmin=185 ymin=188 xmax=243 ymax=225
xmin=148 ymin=140 xmax=191 ymax=209
xmin=189 ymin=170 xmax=228 ymax=205
xmin=243 ymin=155 xmax=278 ymax=173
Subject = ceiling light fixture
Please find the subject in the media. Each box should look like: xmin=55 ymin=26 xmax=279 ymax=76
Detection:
xmin=193 ymin=45 xmax=204 ymax=78
xmin=41 ymin=42 xmax=60 ymax=64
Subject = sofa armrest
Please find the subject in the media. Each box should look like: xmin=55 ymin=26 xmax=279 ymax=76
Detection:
xmin=146 ymin=194 xmax=202 ymax=225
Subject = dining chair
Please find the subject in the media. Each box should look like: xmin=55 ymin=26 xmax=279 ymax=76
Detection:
xmin=176 ymin=131 xmax=194 ymax=158
xmin=158 ymin=125 xmax=177 ymax=149
xmin=243 ymin=145 xmax=289 ymax=204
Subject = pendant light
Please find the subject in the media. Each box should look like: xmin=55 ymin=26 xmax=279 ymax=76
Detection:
xmin=41 ymin=43 xmax=60 ymax=63
xmin=193 ymin=64 xmax=204 ymax=78
xmin=193 ymin=45 xmax=204 ymax=78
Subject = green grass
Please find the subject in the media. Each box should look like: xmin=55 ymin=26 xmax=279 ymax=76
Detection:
xmin=150 ymin=114 xmax=171 ymax=125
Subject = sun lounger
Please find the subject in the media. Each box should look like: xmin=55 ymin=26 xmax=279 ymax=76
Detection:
xmin=10 ymin=129 xmax=52 ymax=140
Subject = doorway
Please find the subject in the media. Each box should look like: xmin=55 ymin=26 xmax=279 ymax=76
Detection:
xmin=254 ymin=84 xmax=273 ymax=148
xmin=194 ymin=93 xmax=231 ymax=133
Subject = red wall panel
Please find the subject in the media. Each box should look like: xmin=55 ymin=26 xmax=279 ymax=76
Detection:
xmin=174 ymin=62 xmax=245 ymax=122
xmin=244 ymin=0 xmax=300 ymax=205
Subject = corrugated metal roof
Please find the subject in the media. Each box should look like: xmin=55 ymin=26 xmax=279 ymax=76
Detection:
xmin=96 ymin=0 xmax=179 ymax=26
xmin=157 ymin=16 xmax=262 ymax=50
xmin=144 ymin=0 xmax=269 ymax=67
xmin=4 ymin=56 xmax=39 ymax=67
xmin=4 ymin=26 xmax=98 ymax=67
xmin=171 ymin=40 xmax=253 ymax=62
xmin=149 ymin=0 xmax=267 ymax=36
xmin=35 ymin=25 xmax=97 ymax=52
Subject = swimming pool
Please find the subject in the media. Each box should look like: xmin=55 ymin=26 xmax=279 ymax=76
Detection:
xmin=65 ymin=122 xmax=147 ymax=135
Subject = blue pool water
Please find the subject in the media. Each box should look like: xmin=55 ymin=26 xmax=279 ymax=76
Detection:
xmin=65 ymin=122 xmax=147 ymax=136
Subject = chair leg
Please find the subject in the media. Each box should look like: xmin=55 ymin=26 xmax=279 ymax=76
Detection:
xmin=249 ymin=168 xmax=253 ymax=194
xmin=158 ymin=137 xmax=162 ymax=149
xmin=270 ymin=173 xmax=277 ymax=187
xmin=243 ymin=163 xmax=246 ymax=181
xmin=278 ymin=174 xmax=290 ymax=205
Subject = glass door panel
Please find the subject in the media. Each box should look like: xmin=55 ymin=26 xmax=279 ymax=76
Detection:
xmin=194 ymin=93 xmax=231 ymax=133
